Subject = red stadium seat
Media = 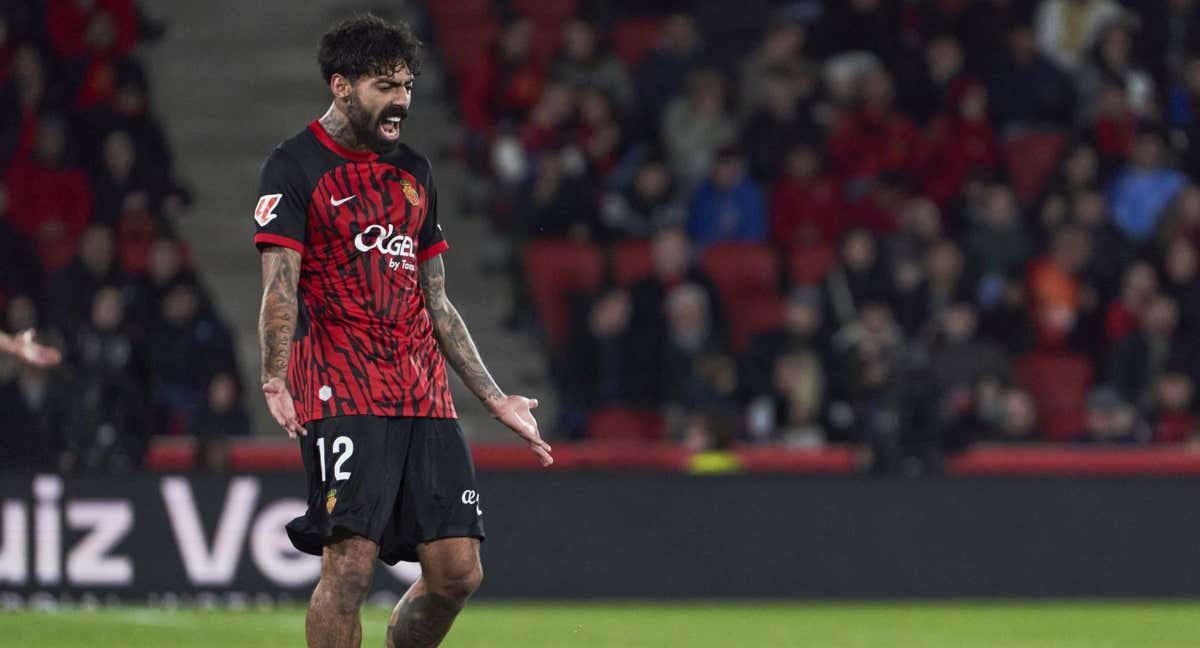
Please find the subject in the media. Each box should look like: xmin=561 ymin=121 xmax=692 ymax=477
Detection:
xmin=701 ymin=242 xmax=780 ymax=307
xmin=729 ymin=293 xmax=785 ymax=352
xmin=610 ymin=239 xmax=654 ymax=287
xmin=436 ymin=21 xmax=500 ymax=82
xmin=428 ymin=0 xmax=493 ymax=21
xmin=510 ymin=0 xmax=579 ymax=21
xmin=612 ymin=18 xmax=662 ymax=67
xmin=788 ymin=242 xmax=836 ymax=286
xmin=522 ymin=239 xmax=605 ymax=348
xmin=1014 ymin=351 xmax=1093 ymax=441
xmin=1004 ymin=131 xmax=1067 ymax=207
xmin=586 ymin=406 xmax=666 ymax=442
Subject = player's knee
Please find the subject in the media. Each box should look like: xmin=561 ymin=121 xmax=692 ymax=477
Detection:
xmin=430 ymin=561 xmax=482 ymax=604
xmin=326 ymin=563 xmax=373 ymax=611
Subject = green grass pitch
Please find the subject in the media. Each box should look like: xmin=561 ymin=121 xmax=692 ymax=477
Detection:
xmin=3 ymin=601 xmax=1199 ymax=647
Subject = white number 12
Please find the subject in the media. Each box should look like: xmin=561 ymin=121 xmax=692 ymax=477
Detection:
xmin=317 ymin=436 xmax=355 ymax=481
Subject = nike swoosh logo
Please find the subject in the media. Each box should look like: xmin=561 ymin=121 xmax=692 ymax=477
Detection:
xmin=331 ymin=195 xmax=357 ymax=206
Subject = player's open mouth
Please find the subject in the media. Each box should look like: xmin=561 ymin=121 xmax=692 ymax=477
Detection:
xmin=379 ymin=116 xmax=402 ymax=141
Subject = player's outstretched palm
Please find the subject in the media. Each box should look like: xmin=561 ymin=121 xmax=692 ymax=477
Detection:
xmin=12 ymin=329 xmax=61 ymax=367
xmin=263 ymin=377 xmax=306 ymax=439
xmin=490 ymin=395 xmax=553 ymax=466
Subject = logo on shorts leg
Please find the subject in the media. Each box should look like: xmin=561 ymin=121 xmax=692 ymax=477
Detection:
xmin=326 ymin=488 xmax=338 ymax=514
xmin=461 ymin=490 xmax=482 ymax=516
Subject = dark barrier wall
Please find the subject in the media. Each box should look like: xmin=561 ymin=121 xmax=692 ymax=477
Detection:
xmin=1 ymin=472 xmax=1198 ymax=604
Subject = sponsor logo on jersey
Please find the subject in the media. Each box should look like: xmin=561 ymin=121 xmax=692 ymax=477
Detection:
xmin=254 ymin=194 xmax=282 ymax=226
xmin=399 ymin=179 xmax=420 ymax=206
xmin=460 ymin=490 xmax=479 ymax=505
xmin=354 ymin=224 xmax=416 ymax=272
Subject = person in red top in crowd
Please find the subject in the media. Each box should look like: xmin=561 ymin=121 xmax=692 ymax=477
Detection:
xmin=6 ymin=115 xmax=94 ymax=272
xmin=770 ymin=141 xmax=843 ymax=250
xmin=46 ymin=0 xmax=139 ymax=61
xmin=459 ymin=16 xmax=544 ymax=136
xmin=1092 ymin=82 xmax=1138 ymax=161
xmin=915 ymin=78 xmax=999 ymax=207
xmin=519 ymin=81 xmax=574 ymax=156
xmin=1027 ymin=224 xmax=1093 ymax=348
xmin=826 ymin=67 xmax=918 ymax=185
xmin=1104 ymin=261 xmax=1157 ymax=344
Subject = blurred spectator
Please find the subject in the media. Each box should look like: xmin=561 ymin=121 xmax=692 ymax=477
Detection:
xmin=741 ymin=287 xmax=827 ymax=402
xmin=0 ymin=348 xmax=76 ymax=470
xmin=929 ymin=303 xmax=1009 ymax=402
xmin=1027 ymin=224 xmax=1092 ymax=348
xmin=661 ymin=67 xmax=736 ymax=188
xmin=5 ymin=114 xmax=94 ymax=271
xmin=599 ymin=157 xmax=683 ymax=240
xmin=1108 ymin=293 xmax=1193 ymax=413
xmin=515 ymin=149 xmax=594 ymax=241
xmin=1161 ymin=236 xmax=1200 ymax=332
xmin=915 ymin=78 xmax=999 ymax=207
xmin=1034 ymin=0 xmax=1123 ymax=72
xmin=576 ymin=86 xmax=624 ymax=179
xmin=188 ymin=372 xmax=251 ymax=439
xmin=1081 ymin=384 xmax=1146 ymax=444
xmin=741 ymin=63 xmax=816 ymax=182
xmin=1104 ymin=261 xmax=1157 ymax=344
xmin=815 ymin=0 xmax=902 ymax=61
xmin=1149 ymin=371 xmax=1198 ymax=443
xmin=987 ymin=386 xmax=1040 ymax=443
xmin=563 ymin=287 xmax=639 ymax=421
xmin=0 ymin=185 xmax=44 ymax=305
xmin=685 ymin=146 xmax=767 ymax=248
xmin=47 ymin=224 xmax=122 ymax=343
xmin=635 ymin=13 xmax=702 ymax=130
xmin=1075 ymin=19 xmax=1154 ymax=124
xmin=660 ymin=283 xmax=737 ymax=411
xmin=144 ymin=279 xmax=236 ymax=435
xmin=65 ymin=284 xmax=146 ymax=471
xmin=823 ymin=228 xmax=890 ymax=328
xmin=744 ymin=349 xmax=826 ymax=445
xmin=737 ymin=20 xmax=810 ymax=118
xmin=1108 ymin=130 xmax=1187 ymax=243
xmin=826 ymin=68 xmax=918 ymax=185
xmin=460 ymin=16 xmax=543 ymax=136
xmin=990 ymin=23 xmax=1075 ymax=131
xmin=1091 ymin=82 xmax=1138 ymax=160
xmin=628 ymin=227 xmax=725 ymax=405
xmin=899 ymin=34 xmax=966 ymax=126
xmin=966 ymin=184 xmax=1031 ymax=280
xmin=769 ymin=142 xmax=843 ymax=250
xmin=551 ymin=18 xmax=634 ymax=112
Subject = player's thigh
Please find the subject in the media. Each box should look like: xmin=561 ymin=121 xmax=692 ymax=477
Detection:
xmin=417 ymin=536 xmax=482 ymax=596
xmin=322 ymin=531 xmax=379 ymax=583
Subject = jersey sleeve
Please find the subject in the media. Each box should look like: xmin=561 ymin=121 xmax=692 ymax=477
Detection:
xmin=416 ymin=164 xmax=449 ymax=263
xmin=253 ymin=149 xmax=309 ymax=254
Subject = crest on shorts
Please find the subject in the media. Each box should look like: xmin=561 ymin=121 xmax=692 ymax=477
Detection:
xmin=326 ymin=488 xmax=338 ymax=514
xmin=399 ymin=178 xmax=420 ymax=206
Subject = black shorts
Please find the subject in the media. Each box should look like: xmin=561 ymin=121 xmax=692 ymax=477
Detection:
xmin=286 ymin=415 xmax=485 ymax=565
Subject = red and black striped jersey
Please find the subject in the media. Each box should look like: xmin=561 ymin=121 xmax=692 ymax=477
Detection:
xmin=252 ymin=120 xmax=456 ymax=424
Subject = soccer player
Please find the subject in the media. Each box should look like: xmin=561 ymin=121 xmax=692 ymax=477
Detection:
xmin=253 ymin=15 xmax=552 ymax=648
xmin=0 ymin=329 xmax=61 ymax=367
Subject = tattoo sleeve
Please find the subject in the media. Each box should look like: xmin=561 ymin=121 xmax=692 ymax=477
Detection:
xmin=418 ymin=255 xmax=505 ymax=405
xmin=259 ymin=247 xmax=301 ymax=383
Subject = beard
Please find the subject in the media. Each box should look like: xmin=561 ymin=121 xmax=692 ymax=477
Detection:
xmin=344 ymin=91 xmax=408 ymax=155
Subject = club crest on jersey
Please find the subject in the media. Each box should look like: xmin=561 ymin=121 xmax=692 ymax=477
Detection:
xmin=254 ymin=194 xmax=282 ymax=226
xmin=399 ymin=178 xmax=420 ymax=206
xmin=326 ymin=488 xmax=337 ymax=514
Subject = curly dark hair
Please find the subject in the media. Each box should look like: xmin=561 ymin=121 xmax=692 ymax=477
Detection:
xmin=318 ymin=14 xmax=423 ymax=83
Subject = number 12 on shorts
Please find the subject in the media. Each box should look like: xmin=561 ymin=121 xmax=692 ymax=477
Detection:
xmin=317 ymin=436 xmax=354 ymax=482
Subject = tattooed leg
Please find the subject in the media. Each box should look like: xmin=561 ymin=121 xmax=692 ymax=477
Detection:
xmin=307 ymin=532 xmax=377 ymax=648
xmin=387 ymin=537 xmax=481 ymax=648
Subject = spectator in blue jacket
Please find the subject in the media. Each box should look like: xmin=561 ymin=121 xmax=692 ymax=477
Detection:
xmin=1108 ymin=130 xmax=1187 ymax=243
xmin=686 ymin=147 xmax=767 ymax=248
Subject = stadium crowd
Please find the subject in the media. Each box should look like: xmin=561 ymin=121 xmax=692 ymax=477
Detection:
xmin=437 ymin=0 xmax=1200 ymax=467
xmin=0 ymin=0 xmax=247 ymax=472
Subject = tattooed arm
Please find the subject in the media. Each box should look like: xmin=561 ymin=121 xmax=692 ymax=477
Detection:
xmin=259 ymin=246 xmax=305 ymax=438
xmin=419 ymin=255 xmax=552 ymax=465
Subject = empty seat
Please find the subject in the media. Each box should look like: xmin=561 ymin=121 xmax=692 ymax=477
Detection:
xmin=1004 ymin=131 xmax=1067 ymax=207
xmin=586 ymin=406 xmax=666 ymax=442
xmin=1014 ymin=351 xmax=1093 ymax=441
xmin=610 ymin=239 xmax=654 ymax=287
xmin=522 ymin=239 xmax=605 ymax=348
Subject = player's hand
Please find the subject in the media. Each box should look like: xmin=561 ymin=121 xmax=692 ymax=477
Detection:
xmin=11 ymin=329 xmax=61 ymax=367
xmin=263 ymin=377 xmax=305 ymax=439
xmin=489 ymin=395 xmax=552 ymax=467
